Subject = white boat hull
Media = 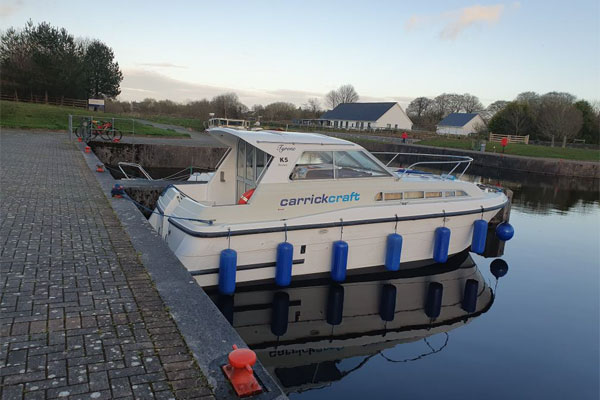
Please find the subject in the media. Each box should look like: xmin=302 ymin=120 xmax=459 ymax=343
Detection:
xmin=150 ymin=197 xmax=504 ymax=287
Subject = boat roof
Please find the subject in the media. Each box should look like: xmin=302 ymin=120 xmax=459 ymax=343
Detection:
xmin=208 ymin=127 xmax=353 ymax=148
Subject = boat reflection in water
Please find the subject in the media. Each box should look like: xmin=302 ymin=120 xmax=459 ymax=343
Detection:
xmin=208 ymin=251 xmax=502 ymax=395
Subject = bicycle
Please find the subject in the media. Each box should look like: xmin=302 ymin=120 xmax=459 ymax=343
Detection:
xmin=90 ymin=120 xmax=122 ymax=141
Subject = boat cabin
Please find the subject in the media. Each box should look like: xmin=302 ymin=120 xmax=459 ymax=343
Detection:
xmin=166 ymin=128 xmax=478 ymax=224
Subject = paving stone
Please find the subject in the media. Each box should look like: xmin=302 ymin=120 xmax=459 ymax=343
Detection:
xmin=0 ymin=132 xmax=214 ymax=400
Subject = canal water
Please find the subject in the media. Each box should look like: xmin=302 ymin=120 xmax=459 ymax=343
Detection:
xmin=211 ymin=170 xmax=600 ymax=400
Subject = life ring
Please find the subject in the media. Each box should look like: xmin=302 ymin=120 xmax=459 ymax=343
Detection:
xmin=238 ymin=188 xmax=255 ymax=205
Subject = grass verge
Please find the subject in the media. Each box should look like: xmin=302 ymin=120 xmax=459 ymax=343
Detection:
xmin=0 ymin=101 xmax=190 ymax=137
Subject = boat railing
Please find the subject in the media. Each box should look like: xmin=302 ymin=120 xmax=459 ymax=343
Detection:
xmin=118 ymin=162 xmax=154 ymax=180
xmin=372 ymin=152 xmax=473 ymax=180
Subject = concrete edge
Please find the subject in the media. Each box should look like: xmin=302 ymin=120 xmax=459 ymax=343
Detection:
xmin=75 ymin=138 xmax=287 ymax=400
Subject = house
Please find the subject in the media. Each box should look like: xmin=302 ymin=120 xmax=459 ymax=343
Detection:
xmin=436 ymin=113 xmax=486 ymax=135
xmin=319 ymin=102 xmax=413 ymax=131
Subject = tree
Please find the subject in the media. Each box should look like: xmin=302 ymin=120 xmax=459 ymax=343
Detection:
xmin=303 ymin=98 xmax=321 ymax=116
xmin=211 ymin=93 xmax=246 ymax=118
xmin=461 ymin=93 xmax=484 ymax=113
xmin=537 ymin=95 xmax=583 ymax=147
xmin=0 ymin=21 xmax=122 ymax=100
xmin=484 ymin=100 xmax=509 ymax=120
xmin=431 ymin=93 xmax=454 ymax=120
xmin=325 ymin=84 xmax=359 ymax=109
xmin=83 ymin=40 xmax=123 ymax=99
xmin=325 ymin=89 xmax=341 ymax=109
xmin=406 ymin=97 xmax=433 ymax=118
xmin=488 ymin=102 xmax=533 ymax=136
xmin=574 ymin=100 xmax=599 ymax=144
xmin=337 ymin=84 xmax=359 ymax=104
xmin=262 ymin=102 xmax=299 ymax=121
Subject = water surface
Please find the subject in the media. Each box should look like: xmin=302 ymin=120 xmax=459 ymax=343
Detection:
xmin=212 ymin=170 xmax=600 ymax=399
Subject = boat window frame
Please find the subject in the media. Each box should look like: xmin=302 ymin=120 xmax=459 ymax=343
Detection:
xmin=289 ymin=149 xmax=393 ymax=181
xmin=236 ymin=139 xmax=273 ymax=198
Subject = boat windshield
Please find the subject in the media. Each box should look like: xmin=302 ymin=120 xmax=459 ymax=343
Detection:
xmin=291 ymin=150 xmax=391 ymax=180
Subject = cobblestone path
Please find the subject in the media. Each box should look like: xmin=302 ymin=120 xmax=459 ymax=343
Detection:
xmin=0 ymin=131 xmax=214 ymax=400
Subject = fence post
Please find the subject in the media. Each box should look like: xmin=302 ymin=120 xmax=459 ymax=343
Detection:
xmin=525 ymin=135 xmax=529 ymax=145
xmin=68 ymin=115 xmax=73 ymax=142
xmin=132 ymin=119 xmax=135 ymax=143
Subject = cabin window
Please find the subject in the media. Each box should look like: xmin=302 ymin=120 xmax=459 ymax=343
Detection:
xmin=384 ymin=192 xmax=403 ymax=201
xmin=291 ymin=150 xmax=391 ymax=180
xmin=404 ymin=191 xmax=424 ymax=199
xmin=456 ymin=190 xmax=468 ymax=197
xmin=333 ymin=151 xmax=391 ymax=179
xmin=444 ymin=191 xmax=456 ymax=197
xmin=290 ymin=151 xmax=334 ymax=180
xmin=375 ymin=192 xmax=383 ymax=201
xmin=425 ymin=191 xmax=442 ymax=198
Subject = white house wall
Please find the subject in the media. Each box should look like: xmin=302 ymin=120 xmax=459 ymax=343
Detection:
xmin=373 ymin=104 xmax=413 ymax=130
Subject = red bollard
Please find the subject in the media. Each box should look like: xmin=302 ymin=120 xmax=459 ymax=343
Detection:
xmin=85 ymin=146 xmax=91 ymax=153
xmin=96 ymin=164 xmax=104 ymax=173
xmin=77 ymin=137 xmax=83 ymax=142
xmin=112 ymin=138 xmax=120 ymax=143
xmin=222 ymin=345 xmax=262 ymax=397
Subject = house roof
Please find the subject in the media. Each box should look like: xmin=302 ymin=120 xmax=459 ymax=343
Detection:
xmin=438 ymin=113 xmax=480 ymax=127
xmin=320 ymin=102 xmax=397 ymax=121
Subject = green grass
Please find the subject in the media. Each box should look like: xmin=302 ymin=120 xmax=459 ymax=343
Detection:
xmin=417 ymin=137 xmax=600 ymax=161
xmin=0 ymin=101 xmax=190 ymax=137
xmin=139 ymin=115 xmax=205 ymax=131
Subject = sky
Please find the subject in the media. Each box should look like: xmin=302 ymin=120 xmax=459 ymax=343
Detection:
xmin=1 ymin=0 xmax=599 ymax=108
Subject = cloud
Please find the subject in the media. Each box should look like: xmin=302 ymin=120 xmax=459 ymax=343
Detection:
xmin=120 ymin=69 xmax=330 ymax=106
xmin=119 ymin=69 xmax=406 ymax=107
xmin=137 ymin=62 xmax=188 ymax=69
xmin=0 ymin=0 xmax=23 ymax=17
xmin=405 ymin=3 xmax=514 ymax=40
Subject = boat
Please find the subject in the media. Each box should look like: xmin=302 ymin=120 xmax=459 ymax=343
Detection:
xmin=207 ymin=252 xmax=494 ymax=394
xmin=148 ymin=127 xmax=508 ymax=289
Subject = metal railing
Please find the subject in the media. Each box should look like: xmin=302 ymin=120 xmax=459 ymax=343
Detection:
xmin=69 ymin=115 xmax=137 ymax=142
xmin=118 ymin=162 xmax=153 ymax=180
xmin=372 ymin=152 xmax=473 ymax=180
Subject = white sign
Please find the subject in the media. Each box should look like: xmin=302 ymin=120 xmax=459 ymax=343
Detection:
xmin=88 ymin=99 xmax=105 ymax=106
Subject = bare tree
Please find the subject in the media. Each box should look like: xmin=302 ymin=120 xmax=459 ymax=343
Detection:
xmin=462 ymin=93 xmax=484 ymax=113
xmin=432 ymin=93 xmax=454 ymax=119
xmin=537 ymin=96 xmax=583 ymax=147
xmin=484 ymin=100 xmax=509 ymax=120
xmin=325 ymin=89 xmax=341 ymax=109
xmin=337 ymin=84 xmax=359 ymax=104
xmin=325 ymin=84 xmax=359 ymax=109
xmin=447 ymin=93 xmax=464 ymax=113
xmin=211 ymin=92 xmax=245 ymax=118
xmin=304 ymin=98 xmax=321 ymax=116
xmin=406 ymin=97 xmax=433 ymax=118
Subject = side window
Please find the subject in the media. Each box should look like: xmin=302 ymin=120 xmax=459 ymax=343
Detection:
xmin=334 ymin=151 xmax=391 ymax=178
xmin=290 ymin=151 xmax=334 ymax=180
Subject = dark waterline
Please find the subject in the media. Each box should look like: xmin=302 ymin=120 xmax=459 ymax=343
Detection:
xmin=210 ymin=170 xmax=600 ymax=399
